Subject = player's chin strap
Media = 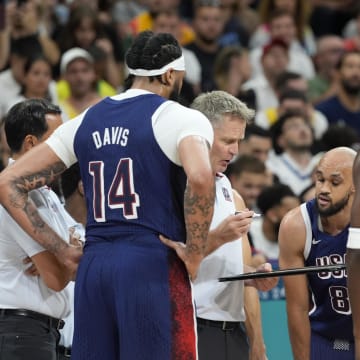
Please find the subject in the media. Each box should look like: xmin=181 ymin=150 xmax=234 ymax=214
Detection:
xmin=127 ymin=55 xmax=185 ymax=76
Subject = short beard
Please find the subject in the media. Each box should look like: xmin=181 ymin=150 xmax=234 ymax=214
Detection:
xmin=315 ymin=192 xmax=350 ymax=217
xmin=169 ymin=79 xmax=181 ymax=102
xmin=341 ymin=79 xmax=360 ymax=96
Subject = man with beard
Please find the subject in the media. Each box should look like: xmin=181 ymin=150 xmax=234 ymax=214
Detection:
xmin=0 ymin=31 xmax=219 ymax=359
xmin=279 ymin=147 xmax=356 ymax=360
xmin=267 ymin=110 xmax=322 ymax=196
xmin=316 ymin=50 xmax=360 ymax=137
xmin=186 ymin=0 xmax=225 ymax=92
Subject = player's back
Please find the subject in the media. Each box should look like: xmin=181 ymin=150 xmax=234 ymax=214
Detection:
xmin=73 ymin=93 xmax=187 ymax=243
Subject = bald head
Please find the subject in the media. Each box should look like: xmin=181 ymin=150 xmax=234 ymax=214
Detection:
xmin=319 ymin=147 xmax=356 ymax=171
xmin=316 ymin=35 xmax=344 ymax=54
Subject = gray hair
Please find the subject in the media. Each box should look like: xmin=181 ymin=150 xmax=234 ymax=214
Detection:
xmin=191 ymin=90 xmax=255 ymax=127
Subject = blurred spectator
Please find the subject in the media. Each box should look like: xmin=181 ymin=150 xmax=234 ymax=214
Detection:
xmin=243 ymin=37 xmax=289 ymax=111
xmin=226 ymin=154 xmax=268 ymax=211
xmin=250 ymin=0 xmax=315 ymax=55
xmin=250 ymin=183 xmax=299 ymax=260
xmin=316 ymin=50 xmax=360 ymax=136
xmin=55 ymin=4 xmax=123 ymax=89
xmin=57 ymin=47 xmax=101 ymax=121
xmin=268 ymin=110 xmax=323 ymax=196
xmin=152 ymin=9 xmax=201 ymax=102
xmin=128 ymin=0 xmax=194 ymax=46
xmin=0 ymin=36 xmax=57 ymax=121
xmin=186 ymin=0 xmax=225 ymax=92
xmin=256 ymin=88 xmax=328 ymax=140
xmin=213 ymin=45 xmax=255 ymax=109
xmin=320 ymin=123 xmax=360 ymax=151
xmin=235 ymin=0 xmax=260 ymax=37
xmin=308 ymin=35 xmax=345 ymax=105
xmin=343 ymin=8 xmax=360 ymax=51
xmin=5 ymin=54 xmax=56 ymax=115
xmin=310 ymin=0 xmax=358 ymax=37
xmin=238 ymin=124 xmax=273 ymax=164
xmin=0 ymin=0 xmax=60 ymax=70
xmin=218 ymin=0 xmax=249 ymax=47
xmin=249 ymin=9 xmax=315 ymax=80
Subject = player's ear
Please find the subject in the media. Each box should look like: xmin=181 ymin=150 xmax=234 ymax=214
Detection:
xmin=78 ymin=180 xmax=84 ymax=196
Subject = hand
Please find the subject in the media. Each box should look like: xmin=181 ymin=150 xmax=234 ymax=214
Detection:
xmin=244 ymin=262 xmax=279 ymax=291
xmin=23 ymin=256 xmax=39 ymax=276
xmin=208 ymin=210 xmax=254 ymax=254
xmin=69 ymin=226 xmax=84 ymax=248
xmin=59 ymin=244 xmax=83 ymax=281
xmin=159 ymin=234 xmax=200 ymax=281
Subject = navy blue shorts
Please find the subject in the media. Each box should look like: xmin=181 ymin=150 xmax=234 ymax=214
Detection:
xmin=311 ymin=331 xmax=354 ymax=359
xmin=71 ymin=233 xmax=197 ymax=360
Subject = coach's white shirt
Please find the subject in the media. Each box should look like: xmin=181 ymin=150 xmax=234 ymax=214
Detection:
xmin=193 ymin=174 xmax=245 ymax=322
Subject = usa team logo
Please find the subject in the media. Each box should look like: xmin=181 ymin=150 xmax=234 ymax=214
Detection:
xmin=222 ymin=187 xmax=231 ymax=202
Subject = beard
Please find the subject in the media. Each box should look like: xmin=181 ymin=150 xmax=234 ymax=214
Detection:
xmin=169 ymin=78 xmax=182 ymax=102
xmin=315 ymin=191 xmax=351 ymax=217
xmin=341 ymin=78 xmax=360 ymax=96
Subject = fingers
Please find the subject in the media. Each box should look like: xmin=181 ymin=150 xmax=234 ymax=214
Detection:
xmin=22 ymin=256 xmax=32 ymax=265
xmin=159 ymin=234 xmax=185 ymax=250
xmin=25 ymin=264 xmax=40 ymax=277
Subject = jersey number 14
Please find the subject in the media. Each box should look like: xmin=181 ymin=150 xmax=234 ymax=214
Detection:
xmin=89 ymin=158 xmax=140 ymax=221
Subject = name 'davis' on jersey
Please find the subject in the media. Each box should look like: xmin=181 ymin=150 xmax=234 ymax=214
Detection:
xmin=316 ymin=253 xmax=347 ymax=279
xmin=92 ymin=127 xmax=129 ymax=149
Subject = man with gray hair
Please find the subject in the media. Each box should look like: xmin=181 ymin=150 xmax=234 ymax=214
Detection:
xmin=161 ymin=90 xmax=275 ymax=360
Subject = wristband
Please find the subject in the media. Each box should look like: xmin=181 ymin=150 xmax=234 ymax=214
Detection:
xmin=347 ymin=227 xmax=360 ymax=249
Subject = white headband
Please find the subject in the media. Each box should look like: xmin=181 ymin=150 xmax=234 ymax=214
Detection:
xmin=127 ymin=55 xmax=185 ymax=76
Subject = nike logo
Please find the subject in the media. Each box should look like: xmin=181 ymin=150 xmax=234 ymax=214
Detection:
xmin=312 ymin=239 xmax=321 ymax=245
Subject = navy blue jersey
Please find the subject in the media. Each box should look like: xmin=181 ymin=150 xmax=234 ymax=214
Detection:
xmin=302 ymin=199 xmax=353 ymax=341
xmin=73 ymin=94 xmax=187 ymax=242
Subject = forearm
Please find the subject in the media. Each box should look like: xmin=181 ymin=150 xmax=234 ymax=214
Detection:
xmin=38 ymin=34 xmax=60 ymax=66
xmin=0 ymin=159 xmax=68 ymax=254
xmin=287 ymin=308 xmax=311 ymax=360
xmin=104 ymin=58 xmax=122 ymax=89
xmin=244 ymin=287 xmax=266 ymax=358
xmin=184 ymin=177 xmax=215 ymax=269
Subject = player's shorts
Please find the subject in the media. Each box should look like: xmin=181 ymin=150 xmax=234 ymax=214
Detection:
xmin=71 ymin=231 xmax=197 ymax=360
xmin=311 ymin=330 xmax=354 ymax=360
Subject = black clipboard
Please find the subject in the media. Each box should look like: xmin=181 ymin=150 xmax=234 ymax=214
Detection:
xmin=218 ymin=264 xmax=346 ymax=282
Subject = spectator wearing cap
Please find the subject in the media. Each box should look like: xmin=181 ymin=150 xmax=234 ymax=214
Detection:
xmin=267 ymin=110 xmax=323 ymax=196
xmin=243 ymin=37 xmax=289 ymax=111
xmin=56 ymin=47 xmax=102 ymax=121
xmin=249 ymin=9 xmax=315 ymax=81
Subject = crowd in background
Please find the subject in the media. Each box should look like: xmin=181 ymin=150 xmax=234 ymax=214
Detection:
xmin=0 ymin=0 xmax=360 ymax=264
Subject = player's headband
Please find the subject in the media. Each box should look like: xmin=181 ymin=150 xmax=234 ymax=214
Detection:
xmin=127 ymin=55 xmax=185 ymax=76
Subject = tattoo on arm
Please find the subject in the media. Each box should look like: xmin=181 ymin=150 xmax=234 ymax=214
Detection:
xmin=6 ymin=161 xmax=68 ymax=254
xmin=184 ymin=182 xmax=215 ymax=255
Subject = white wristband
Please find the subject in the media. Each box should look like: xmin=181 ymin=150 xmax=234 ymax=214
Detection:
xmin=347 ymin=227 xmax=360 ymax=249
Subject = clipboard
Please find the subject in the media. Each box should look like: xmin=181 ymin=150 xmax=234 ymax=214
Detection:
xmin=218 ymin=264 xmax=346 ymax=282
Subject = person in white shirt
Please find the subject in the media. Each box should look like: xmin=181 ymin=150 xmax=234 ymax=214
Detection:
xmin=161 ymin=90 xmax=278 ymax=360
xmin=0 ymin=99 xmax=77 ymax=360
xmin=267 ymin=110 xmax=323 ymax=196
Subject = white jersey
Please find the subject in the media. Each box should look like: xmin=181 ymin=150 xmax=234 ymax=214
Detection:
xmin=45 ymin=88 xmax=213 ymax=168
xmin=0 ymin=184 xmax=71 ymax=319
xmin=249 ymin=217 xmax=279 ymax=259
xmin=266 ymin=151 xmax=323 ymax=196
xmin=193 ymin=174 xmax=245 ymax=322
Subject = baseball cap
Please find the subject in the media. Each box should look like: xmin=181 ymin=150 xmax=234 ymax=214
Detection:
xmin=262 ymin=38 xmax=289 ymax=58
xmin=60 ymin=47 xmax=94 ymax=74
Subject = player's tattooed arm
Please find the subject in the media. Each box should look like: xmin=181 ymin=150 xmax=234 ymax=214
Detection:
xmin=6 ymin=161 xmax=69 ymax=254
